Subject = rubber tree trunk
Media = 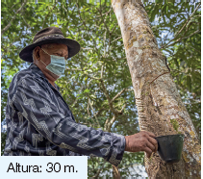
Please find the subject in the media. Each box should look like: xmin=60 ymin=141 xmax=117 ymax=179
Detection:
xmin=111 ymin=0 xmax=201 ymax=178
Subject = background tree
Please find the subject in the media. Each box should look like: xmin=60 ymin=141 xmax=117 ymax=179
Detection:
xmin=1 ymin=1 xmax=200 ymax=178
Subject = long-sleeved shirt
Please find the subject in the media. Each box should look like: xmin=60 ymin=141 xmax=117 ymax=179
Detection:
xmin=3 ymin=63 xmax=126 ymax=166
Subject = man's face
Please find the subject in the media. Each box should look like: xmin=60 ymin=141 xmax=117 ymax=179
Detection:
xmin=34 ymin=43 xmax=68 ymax=80
xmin=40 ymin=43 xmax=68 ymax=63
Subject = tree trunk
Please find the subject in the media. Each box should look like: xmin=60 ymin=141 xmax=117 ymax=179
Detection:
xmin=111 ymin=0 xmax=201 ymax=178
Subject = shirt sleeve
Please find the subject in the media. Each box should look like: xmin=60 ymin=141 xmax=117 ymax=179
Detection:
xmin=13 ymin=76 xmax=126 ymax=166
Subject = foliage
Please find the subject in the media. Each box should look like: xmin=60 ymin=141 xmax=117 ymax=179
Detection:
xmin=1 ymin=1 xmax=201 ymax=177
xmin=144 ymin=1 xmax=201 ymax=139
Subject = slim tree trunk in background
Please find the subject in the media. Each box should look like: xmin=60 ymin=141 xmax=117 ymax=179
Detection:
xmin=113 ymin=165 xmax=121 ymax=179
xmin=112 ymin=0 xmax=201 ymax=178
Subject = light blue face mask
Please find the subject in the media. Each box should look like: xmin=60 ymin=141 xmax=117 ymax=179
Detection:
xmin=40 ymin=48 xmax=66 ymax=77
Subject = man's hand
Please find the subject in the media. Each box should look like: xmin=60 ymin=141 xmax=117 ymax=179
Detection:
xmin=124 ymin=131 xmax=158 ymax=158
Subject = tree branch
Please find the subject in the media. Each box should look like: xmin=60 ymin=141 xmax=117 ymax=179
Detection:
xmin=70 ymin=85 xmax=85 ymax=108
xmin=111 ymin=36 xmax=122 ymax=44
xmin=42 ymin=3 xmax=57 ymax=29
xmin=92 ymin=160 xmax=106 ymax=178
xmin=181 ymin=30 xmax=200 ymax=40
xmin=66 ymin=67 xmax=101 ymax=80
xmin=162 ymin=30 xmax=200 ymax=48
xmin=103 ymin=30 xmax=107 ymax=57
xmin=82 ymin=47 xmax=94 ymax=50
xmin=175 ymin=3 xmax=200 ymax=38
xmin=76 ymin=3 xmax=88 ymax=29
xmin=101 ymin=65 xmax=104 ymax=79
xmin=161 ymin=3 xmax=201 ymax=49
xmin=110 ymin=88 xmax=126 ymax=103
xmin=88 ymin=98 xmax=101 ymax=128
xmin=87 ymin=99 xmax=91 ymax=117
xmin=1 ymin=1 xmax=27 ymax=35
xmin=76 ymin=3 xmax=101 ymax=60
xmin=100 ymin=79 xmax=118 ymax=115
xmin=107 ymin=103 xmax=126 ymax=131
xmin=106 ymin=115 xmax=116 ymax=132
xmin=95 ymin=6 xmax=112 ymax=17
xmin=104 ymin=117 xmax=110 ymax=131
xmin=98 ymin=2 xmax=110 ymax=35
xmin=95 ymin=107 xmax=105 ymax=117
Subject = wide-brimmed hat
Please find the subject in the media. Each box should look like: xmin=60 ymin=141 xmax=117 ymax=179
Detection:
xmin=19 ymin=26 xmax=80 ymax=62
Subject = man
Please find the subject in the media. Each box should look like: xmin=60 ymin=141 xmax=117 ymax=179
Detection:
xmin=4 ymin=27 xmax=158 ymax=167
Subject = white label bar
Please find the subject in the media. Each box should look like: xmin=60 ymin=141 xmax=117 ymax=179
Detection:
xmin=0 ymin=156 xmax=87 ymax=179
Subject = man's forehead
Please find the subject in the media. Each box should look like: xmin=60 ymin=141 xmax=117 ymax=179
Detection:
xmin=57 ymin=44 xmax=68 ymax=50
xmin=43 ymin=43 xmax=68 ymax=49
xmin=54 ymin=45 xmax=68 ymax=51
xmin=43 ymin=43 xmax=68 ymax=53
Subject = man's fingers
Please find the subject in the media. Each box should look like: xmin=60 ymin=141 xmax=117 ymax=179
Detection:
xmin=145 ymin=148 xmax=152 ymax=158
xmin=145 ymin=152 xmax=150 ymax=158
xmin=144 ymin=147 xmax=152 ymax=158
xmin=141 ymin=130 xmax=156 ymax=138
xmin=147 ymin=137 xmax=158 ymax=152
xmin=146 ymin=140 xmax=156 ymax=152
xmin=146 ymin=131 xmax=156 ymax=138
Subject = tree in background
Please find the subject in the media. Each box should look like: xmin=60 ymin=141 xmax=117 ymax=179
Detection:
xmin=1 ymin=1 xmax=201 ymax=178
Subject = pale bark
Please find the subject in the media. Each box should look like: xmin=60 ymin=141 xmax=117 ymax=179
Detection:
xmin=111 ymin=0 xmax=201 ymax=178
xmin=113 ymin=165 xmax=121 ymax=179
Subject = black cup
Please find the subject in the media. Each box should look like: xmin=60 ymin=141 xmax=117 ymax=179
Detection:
xmin=155 ymin=134 xmax=184 ymax=164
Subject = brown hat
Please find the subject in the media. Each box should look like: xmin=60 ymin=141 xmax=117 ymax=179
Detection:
xmin=19 ymin=27 xmax=80 ymax=62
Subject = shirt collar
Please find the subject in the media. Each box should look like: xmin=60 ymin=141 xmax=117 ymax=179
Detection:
xmin=29 ymin=63 xmax=60 ymax=90
xmin=29 ymin=63 xmax=46 ymax=78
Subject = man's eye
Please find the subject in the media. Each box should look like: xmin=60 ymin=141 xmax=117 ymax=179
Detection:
xmin=55 ymin=53 xmax=68 ymax=59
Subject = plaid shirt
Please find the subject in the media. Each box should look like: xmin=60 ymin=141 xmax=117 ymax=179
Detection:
xmin=3 ymin=63 xmax=125 ymax=166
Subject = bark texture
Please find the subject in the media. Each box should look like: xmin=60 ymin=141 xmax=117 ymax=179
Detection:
xmin=111 ymin=0 xmax=201 ymax=178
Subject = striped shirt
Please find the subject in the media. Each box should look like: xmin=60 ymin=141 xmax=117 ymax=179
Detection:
xmin=3 ymin=63 xmax=125 ymax=166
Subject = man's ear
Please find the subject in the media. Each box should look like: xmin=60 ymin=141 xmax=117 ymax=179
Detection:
xmin=34 ymin=46 xmax=40 ymax=60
